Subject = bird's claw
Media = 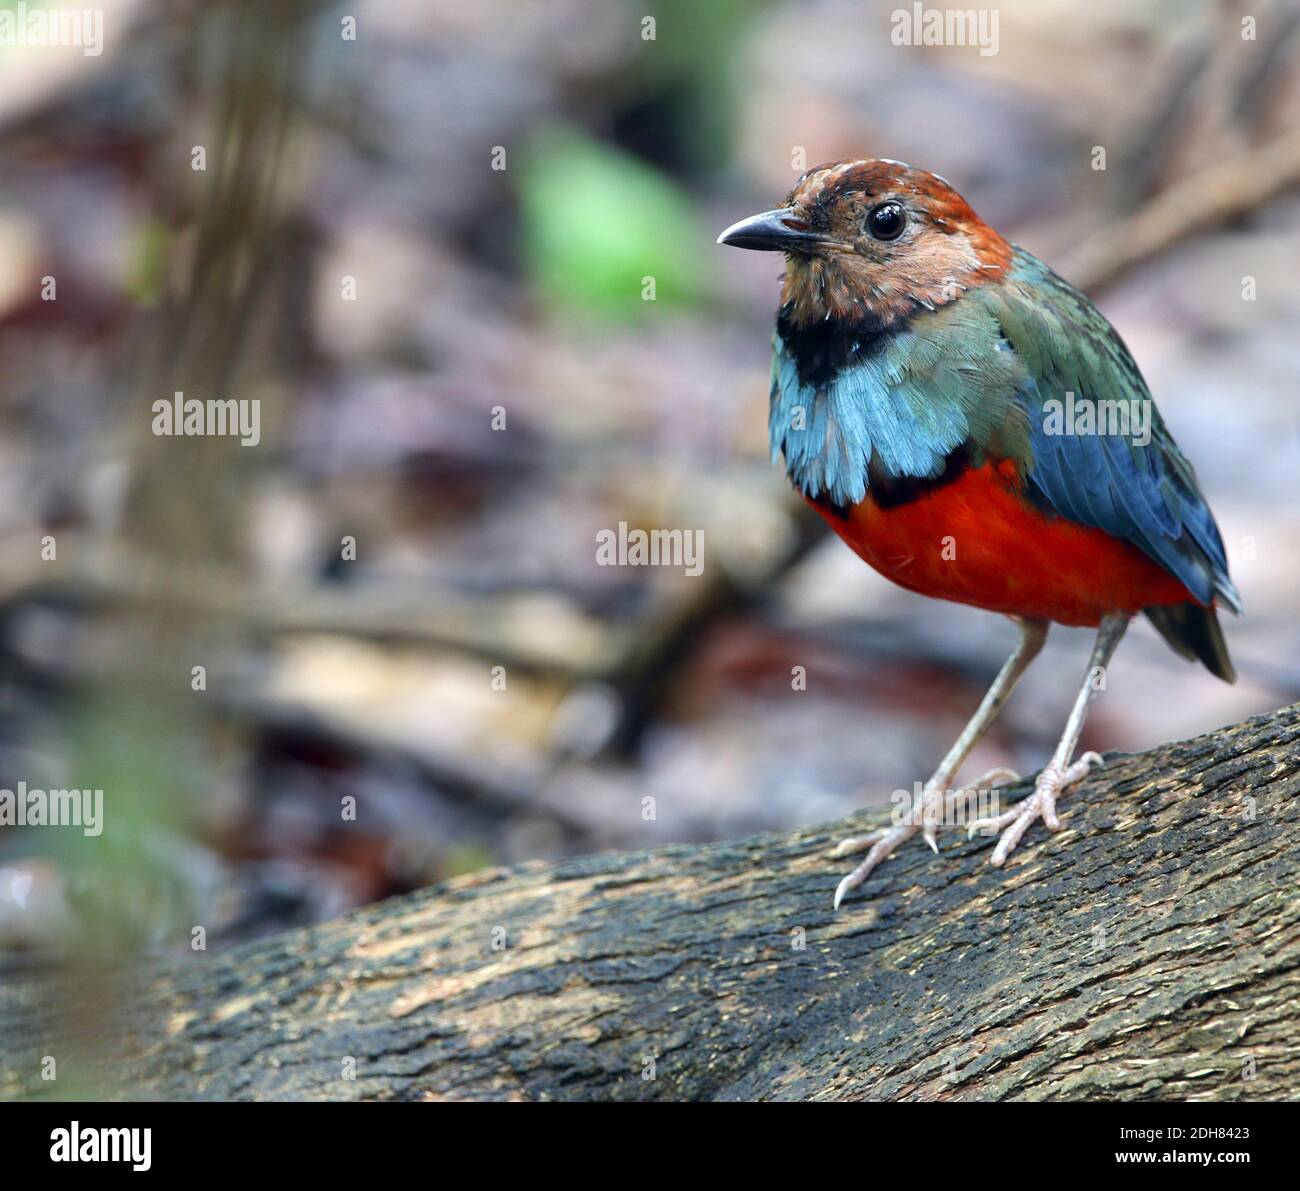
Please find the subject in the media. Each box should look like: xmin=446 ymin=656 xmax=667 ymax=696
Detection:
xmin=832 ymin=779 xmax=951 ymax=907
xmin=832 ymin=829 xmax=884 ymax=857
xmin=832 ymin=819 xmax=921 ymax=909
xmin=967 ymin=751 xmax=1104 ymax=864
xmin=831 ymin=750 xmax=1106 ymax=907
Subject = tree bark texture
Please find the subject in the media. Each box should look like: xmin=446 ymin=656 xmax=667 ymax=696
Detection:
xmin=2 ymin=704 xmax=1298 ymax=1101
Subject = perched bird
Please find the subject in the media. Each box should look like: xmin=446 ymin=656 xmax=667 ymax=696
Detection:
xmin=719 ymin=159 xmax=1240 ymax=908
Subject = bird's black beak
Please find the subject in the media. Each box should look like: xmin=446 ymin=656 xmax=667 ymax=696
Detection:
xmin=717 ymin=208 xmax=824 ymax=253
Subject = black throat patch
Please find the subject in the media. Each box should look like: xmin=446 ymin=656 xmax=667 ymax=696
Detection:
xmin=775 ymin=306 xmax=916 ymax=391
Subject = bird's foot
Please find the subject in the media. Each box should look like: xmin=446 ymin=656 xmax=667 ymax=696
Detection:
xmin=830 ymin=764 xmax=1028 ymax=908
xmin=831 ymin=818 xmax=920 ymax=910
xmin=966 ymin=751 xmax=1103 ymax=866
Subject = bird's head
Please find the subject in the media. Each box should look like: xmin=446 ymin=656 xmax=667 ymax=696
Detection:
xmin=718 ymin=159 xmax=1012 ymax=329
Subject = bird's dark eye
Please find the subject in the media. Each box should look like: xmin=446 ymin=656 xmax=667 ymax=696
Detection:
xmin=867 ymin=201 xmax=906 ymax=241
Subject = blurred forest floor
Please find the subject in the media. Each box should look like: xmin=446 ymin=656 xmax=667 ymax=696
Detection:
xmin=0 ymin=0 xmax=1297 ymax=964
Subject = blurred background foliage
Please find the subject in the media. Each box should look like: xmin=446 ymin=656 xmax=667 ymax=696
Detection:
xmin=0 ymin=0 xmax=1298 ymax=1025
xmin=521 ymin=126 xmax=706 ymax=316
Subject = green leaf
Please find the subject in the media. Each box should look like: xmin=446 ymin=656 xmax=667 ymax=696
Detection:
xmin=519 ymin=126 xmax=705 ymax=319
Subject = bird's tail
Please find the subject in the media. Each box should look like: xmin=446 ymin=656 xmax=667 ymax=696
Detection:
xmin=1144 ymin=602 xmax=1236 ymax=683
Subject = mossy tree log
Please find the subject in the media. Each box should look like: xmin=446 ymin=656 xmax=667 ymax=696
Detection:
xmin=4 ymin=704 xmax=1299 ymax=1101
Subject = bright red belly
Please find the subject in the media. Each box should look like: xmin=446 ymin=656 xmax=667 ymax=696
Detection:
xmin=810 ymin=460 xmax=1196 ymax=626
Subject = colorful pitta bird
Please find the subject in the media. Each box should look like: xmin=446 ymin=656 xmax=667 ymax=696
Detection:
xmin=718 ymin=159 xmax=1240 ymax=908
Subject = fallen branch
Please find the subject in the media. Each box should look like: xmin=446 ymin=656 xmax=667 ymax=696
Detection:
xmin=3 ymin=704 xmax=1298 ymax=1101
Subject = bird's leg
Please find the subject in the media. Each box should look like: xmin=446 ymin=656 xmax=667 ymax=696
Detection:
xmin=968 ymin=612 xmax=1130 ymax=865
xmin=832 ymin=618 xmax=1048 ymax=909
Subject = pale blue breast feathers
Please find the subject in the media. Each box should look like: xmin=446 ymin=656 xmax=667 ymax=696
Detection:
xmin=768 ymin=330 xmax=969 ymax=508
